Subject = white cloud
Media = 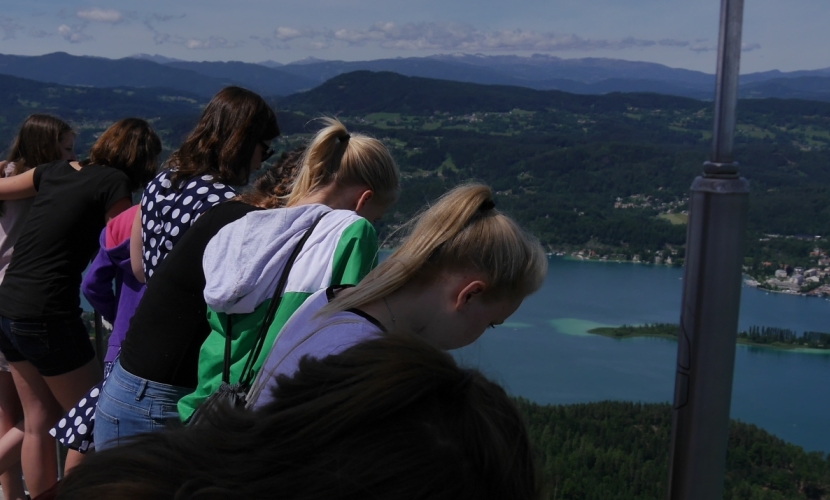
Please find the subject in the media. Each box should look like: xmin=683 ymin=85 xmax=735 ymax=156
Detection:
xmin=689 ymin=42 xmax=716 ymax=53
xmin=741 ymin=42 xmax=761 ymax=52
xmin=306 ymin=40 xmax=331 ymax=50
xmin=262 ymin=22 xmax=724 ymax=54
xmin=184 ymin=36 xmax=243 ymax=50
xmin=274 ymin=27 xmax=312 ymax=41
xmin=659 ymin=39 xmax=689 ymax=48
xmin=77 ymin=8 xmax=123 ymax=24
xmin=58 ymin=24 xmax=93 ymax=43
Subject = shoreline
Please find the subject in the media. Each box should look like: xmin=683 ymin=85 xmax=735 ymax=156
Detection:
xmin=587 ymin=327 xmax=830 ymax=354
xmin=558 ymin=254 xmax=830 ymax=299
xmin=560 ymin=254 xmax=679 ymax=267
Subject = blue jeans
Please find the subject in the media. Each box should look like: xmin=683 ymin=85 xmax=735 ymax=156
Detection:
xmin=94 ymin=359 xmax=191 ymax=450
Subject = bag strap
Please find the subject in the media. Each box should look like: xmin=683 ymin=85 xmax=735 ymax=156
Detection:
xmin=237 ymin=211 xmax=328 ymax=386
xmin=221 ymin=314 xmax=233 ymax=384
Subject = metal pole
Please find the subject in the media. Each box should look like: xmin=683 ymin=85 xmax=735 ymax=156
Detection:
xmin=666 ymin=0 xmax=749 ymax=498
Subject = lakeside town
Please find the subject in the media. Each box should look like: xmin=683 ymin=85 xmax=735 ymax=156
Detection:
xmin=743 ymin=241 xmax=830 ymax=297
xmin=554 ymin=237 xmax=830 ymax=299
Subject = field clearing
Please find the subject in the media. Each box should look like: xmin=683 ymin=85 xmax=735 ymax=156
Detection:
xmin=658 ymin=213 xmax=688 ymax=225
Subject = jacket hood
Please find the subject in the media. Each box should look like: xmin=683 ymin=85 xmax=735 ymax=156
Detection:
xmin=101 ymin=222 xmax=133 ymax=273
xmin=202 ymin=204 xmax=333 ymax=314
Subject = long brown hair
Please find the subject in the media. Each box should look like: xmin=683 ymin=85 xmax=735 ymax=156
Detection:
xmin=4 ymin=114 xmax=73 ymax=176
xmin=236 ymin=146 xmax=305 ymax=209
xmin=166 ymin=86 xmax=279 ymax=187
xmin=286 ymin=117 xmax=398 ymax=207
xmin=323 ymin=183 xmax=547 ymax=316
xmin=80 ymin=118 xmax=162 ymax=191
xmin=57 ymin=334 xmax=542 ymax=500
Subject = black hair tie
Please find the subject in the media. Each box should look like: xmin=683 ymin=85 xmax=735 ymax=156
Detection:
xmin=479 ymin=199 xmax=496 ymax=212
xmin=339 ymin=134 xmax=351 ymax=143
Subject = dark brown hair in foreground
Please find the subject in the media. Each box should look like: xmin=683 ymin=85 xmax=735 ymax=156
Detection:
xmin=80 ymin=118 xmax=162 ymax=191
xmin=4 ymin=114 xmax=73 ymax=176
xmin=58 ymin=334 xmax=541 ymax=500
xmin=166 ymin=86 xmax=279 ymax=187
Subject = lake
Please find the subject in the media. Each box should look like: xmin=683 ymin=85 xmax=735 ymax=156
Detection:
xmin=455 ymin=257 xmax=830 ymax=454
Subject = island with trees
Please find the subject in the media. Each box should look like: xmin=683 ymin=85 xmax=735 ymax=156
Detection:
xmin=588 ymin=323 xmax=830 ymax=351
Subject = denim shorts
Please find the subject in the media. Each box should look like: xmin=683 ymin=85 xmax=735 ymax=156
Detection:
xmin=0 ymin=316 xmax=95 ymax=376
xmin=94 ymin=359 xmax=191 ymax=451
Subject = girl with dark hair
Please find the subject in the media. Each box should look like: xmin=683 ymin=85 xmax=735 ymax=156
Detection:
xmin=94 ymin=148 xmax=301 ymax=449
xmin=49 ymin=148 xmax=304 ymax=455
xmin=0 ymin=114 xmax=75 ymax=500
xmin=58 ymin=334 xmax=542 ymax=500
xmin=131 ymin=86 xmax=279 ymax=281
xmin=247 ymin=183 xmax=547 ymax=409
xmin=0 ymin=118 xmax=161 ymax=497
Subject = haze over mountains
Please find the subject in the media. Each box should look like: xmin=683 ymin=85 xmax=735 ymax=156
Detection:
xmin=0 ymin=52 xmax=828 ymax=102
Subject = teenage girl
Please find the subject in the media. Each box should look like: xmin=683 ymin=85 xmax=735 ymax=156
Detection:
xmin=93 ymin=150 xmax=300 ymax=449
xmin=58 ymin=335 xmax=542 ymax=500
xmin=0 ymin=114 xmax=76 ymax=500
xmin=131 ymin=86 xmax=278 ymax=282
xmin=175 ymin=117 xmax=399 ymax=423
xmin=246 ymin=183 xmax=548 ymax=408
xmin=0 ymin=118 xmax=160 ymax=497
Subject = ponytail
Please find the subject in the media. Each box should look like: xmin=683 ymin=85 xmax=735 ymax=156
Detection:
xmin=286 ymin=118 xmax=398 ymax=206
xmin=324 ymin=183 xmax=547 ymax=315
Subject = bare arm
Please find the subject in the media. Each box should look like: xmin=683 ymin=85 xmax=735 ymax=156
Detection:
xmin=130 ymin=207 xmax=146 ymax=283
xmin=0 ymin=169 xmax=36 ymax=200
xmin=105 ymin=197 xmax=132 ymax=223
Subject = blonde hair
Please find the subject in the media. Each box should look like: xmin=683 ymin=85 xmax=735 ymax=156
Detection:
xmin=286 ymin=118 xmax=399 ymax=206
xmin=325 ymin=183 xmax=547 ymax=314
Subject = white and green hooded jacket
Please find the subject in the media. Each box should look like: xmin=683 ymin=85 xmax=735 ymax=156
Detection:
xmin=177 ymin=204 xmax=378 ymax=421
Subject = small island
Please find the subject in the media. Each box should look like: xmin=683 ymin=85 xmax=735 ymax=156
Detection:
xmin=588 ymin=323 xmax=830 ymax=352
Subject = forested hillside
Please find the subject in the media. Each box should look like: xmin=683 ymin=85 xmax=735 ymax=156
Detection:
xmin=0 ymin=73 xmax=206 ymax=157
xmin=519 ymin=400 xmax=830 ymax=499
xmin=2 ymin=70 xmax=830 ymax=260
xmin=278 ymin=72 xmax=830 ymax=256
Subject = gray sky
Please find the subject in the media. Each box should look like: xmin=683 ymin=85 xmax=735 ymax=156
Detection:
xmin=1 ymin=0 xmax=827 ymax=73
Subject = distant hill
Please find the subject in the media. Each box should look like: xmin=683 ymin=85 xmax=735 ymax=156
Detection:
xmin=739 ymin=76 xmax=830 ymax=101
xmin=7 ymin=52 xmax=830 ymax=102
xmin=164 ymin=61 xmax=317 ymax=96
xmin=0 ymin=52 xmax=322 ymax=98
xmin=0 ymin=52 xmax=229 ymax=97
xmin=0 ymin=73 xmax=206 ymax=155
xmin=277 ymin=70 xmax=707 ymax=115
xmin=1 ymin=69 xmax=828 ymax=259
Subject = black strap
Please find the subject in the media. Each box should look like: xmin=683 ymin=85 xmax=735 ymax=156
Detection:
xmin=237 ymin=212 xmax=328 ymax=386
xmin=221 ymin=314 xmax=233 ymax=384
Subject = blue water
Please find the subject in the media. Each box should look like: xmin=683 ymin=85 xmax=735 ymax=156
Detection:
xmin=455 ymin=257 xmax=830 ymax=454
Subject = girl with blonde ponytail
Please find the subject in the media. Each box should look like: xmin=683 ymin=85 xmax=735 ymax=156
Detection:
xmin=174 ymin=118 xmax=399 ymax=425
xmin=247 ymin=183 xmax=548 ymax=408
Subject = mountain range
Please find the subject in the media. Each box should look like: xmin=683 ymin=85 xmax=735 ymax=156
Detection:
xmin=0 ymin=52 xmax=828 ymax=102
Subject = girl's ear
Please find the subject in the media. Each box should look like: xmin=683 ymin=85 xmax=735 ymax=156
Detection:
xmin=453 ymin=280 xmax=486 ymax=311
xmin=354 ymin=189 xmax=374 ymax=212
